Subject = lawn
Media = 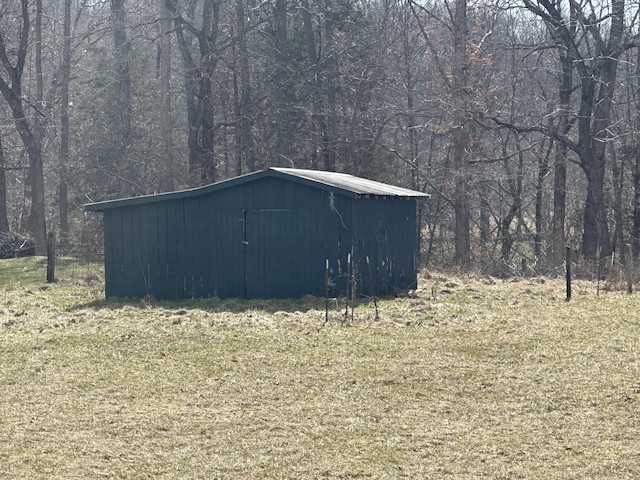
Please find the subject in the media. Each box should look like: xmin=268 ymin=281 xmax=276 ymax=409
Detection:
xmin=0 ymin=258 xmax=639 ymax=479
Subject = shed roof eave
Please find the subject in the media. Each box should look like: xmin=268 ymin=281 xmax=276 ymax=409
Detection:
xmin=83 ymin=167 xmax=429 ymax=212
xmin=269 ymin=167 xmax=429 ymax=198
xmin=83 ymin=169 xmax=270 ymax=211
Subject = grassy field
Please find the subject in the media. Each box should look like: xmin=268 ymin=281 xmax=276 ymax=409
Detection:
xmin=1 ymin=258 xmax=639 ymax=479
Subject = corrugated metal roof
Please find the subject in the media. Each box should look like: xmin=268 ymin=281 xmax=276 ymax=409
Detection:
xmin=271 ymin=168 xmax=429 ymax=197
xmin=85 ymin=167 xmax=428 ymax=211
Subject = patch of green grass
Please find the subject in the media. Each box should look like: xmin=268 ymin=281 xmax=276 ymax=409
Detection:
xmin=0 ymin=267 xmax=639 ymax=478
xmin=0 ymin=256 xmax=102 ymax=288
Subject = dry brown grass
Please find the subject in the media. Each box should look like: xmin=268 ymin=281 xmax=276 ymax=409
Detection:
xmin=1 ymin=260 xmax=640 ymax=478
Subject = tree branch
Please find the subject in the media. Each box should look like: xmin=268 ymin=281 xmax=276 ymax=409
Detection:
xmin=479 ymin=114 xmax=580 ymax=157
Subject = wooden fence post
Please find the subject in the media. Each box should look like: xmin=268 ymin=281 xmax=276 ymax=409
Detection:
xmin=324 ymin=259 xmax=329 ymax=324
xmin=626 ymin=244 xmax=634 ymax=294
xmin=345 ymin=253 xmax=351 ymax=320
xmin=565 ymin=246 xmax=571 ymax=302
xmin=46 ymin=232 xmax=55 ymax=283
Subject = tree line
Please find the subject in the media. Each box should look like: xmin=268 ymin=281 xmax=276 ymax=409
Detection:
xmin=0 ymin=0 xmax=638 ymax=275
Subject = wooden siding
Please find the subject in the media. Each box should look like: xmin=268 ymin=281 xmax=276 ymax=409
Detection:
xmin=99 ymin=174 xmax=419 ymax=299
xmin=352 ymin=197 xmax=418 ymax=296
xmin=244 ymin=209 xmax=327 ymax=298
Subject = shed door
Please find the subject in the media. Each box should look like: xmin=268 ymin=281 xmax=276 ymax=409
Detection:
xmin=244 ymin=209 xmax=324 ymax=298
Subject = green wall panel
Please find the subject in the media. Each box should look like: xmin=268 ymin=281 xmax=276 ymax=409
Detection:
xmin=100 ymin=176 xmax=419 ymax=299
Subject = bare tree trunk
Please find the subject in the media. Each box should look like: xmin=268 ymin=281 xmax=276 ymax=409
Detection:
xmin=551 ymin=15 xmax=574 ymax=266
xmin=582 ymin=159 xmax=610 ymax=258
xmin=611 ymin=147 xmax=625 ymax=263
xmin=524 ymin=0 xmax=624 ymax=260
xmin=634 ymin=151 xmax=640 ymax=258
xmin=112 ymin=0 xmax=132 ymax=147
xmin=500 ymin=137 xmax=524 ymax=262
xmin=477 ymin=182 xmax=491 ymax=245
xmin=159 ymin=0 xmax=175 ymax=191
xmin=35 ymin=0 xmax=44 ymax=115
xmin=323 ymin=0 xmax=337 ymax=172
xmin=452 ymin=0 xmax=471 ymax=266
xmin=200 ymin=66 xmax=216 ymax=182
xmin=167 ymin=0 xmax=219 ymax=185
xmin=0 ymin=134 xmax=10 ymax=235
xmin=59 ymin=0 xmax=71 ymax=245
xmin=402 ymin=13 xmax=420 ymax=188
xmin=409 ymin=0 xmax=473 ymax=266
xmin=633 ymin=46 xmax=640 ymax=258
xmin=579 ymin=73 xmax=616 ymax=259
xmin=235 ymin=0 xmax=256 ymax=173
xmin=301 ymin=0 xmax=324 ymax=169
xmin=30 ymin=0 xmax=47 ymax=254
xmin=579 ymin=0 xmax=623 ymax=259
xmin=552 ymin=140 xmax=568 ymax=261
xmin=0 ymin=0 xmax=46 ymax=254
xmin=535 ymin=142 xmax=551 ymax=260
xmin=273 ymin=0 xmax=291 ymax=164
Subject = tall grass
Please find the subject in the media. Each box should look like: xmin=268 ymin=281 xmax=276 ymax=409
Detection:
xmin=0 ymin=258 xmax=639 ymax=478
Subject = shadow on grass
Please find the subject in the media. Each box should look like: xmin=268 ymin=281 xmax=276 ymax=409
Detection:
xmin=67 ymin=294 xmax=362 ymax=314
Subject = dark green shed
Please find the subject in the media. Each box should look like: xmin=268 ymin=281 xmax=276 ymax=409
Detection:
xmin=85 ymin=168 xmax=428 ymax=299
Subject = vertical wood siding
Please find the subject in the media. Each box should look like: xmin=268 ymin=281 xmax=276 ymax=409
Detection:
xmin=352 ymin=197 xmax=418 ymax=296
xmin=102 ymin=176 xmax=418 ymax=299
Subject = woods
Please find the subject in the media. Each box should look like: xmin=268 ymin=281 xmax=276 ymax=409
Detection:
xmin=0 ymin=0 xmax=640 ymax=273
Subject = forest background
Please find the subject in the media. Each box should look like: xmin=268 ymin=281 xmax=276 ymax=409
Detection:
xmin=0 ymin=0 xmax=638 ymax=277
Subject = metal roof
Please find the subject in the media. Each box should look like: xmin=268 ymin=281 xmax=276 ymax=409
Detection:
xmin=85 ymin=167 xmax=428 ymax=211
xmin=270 ymin=168 xmax=429 ymax=197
